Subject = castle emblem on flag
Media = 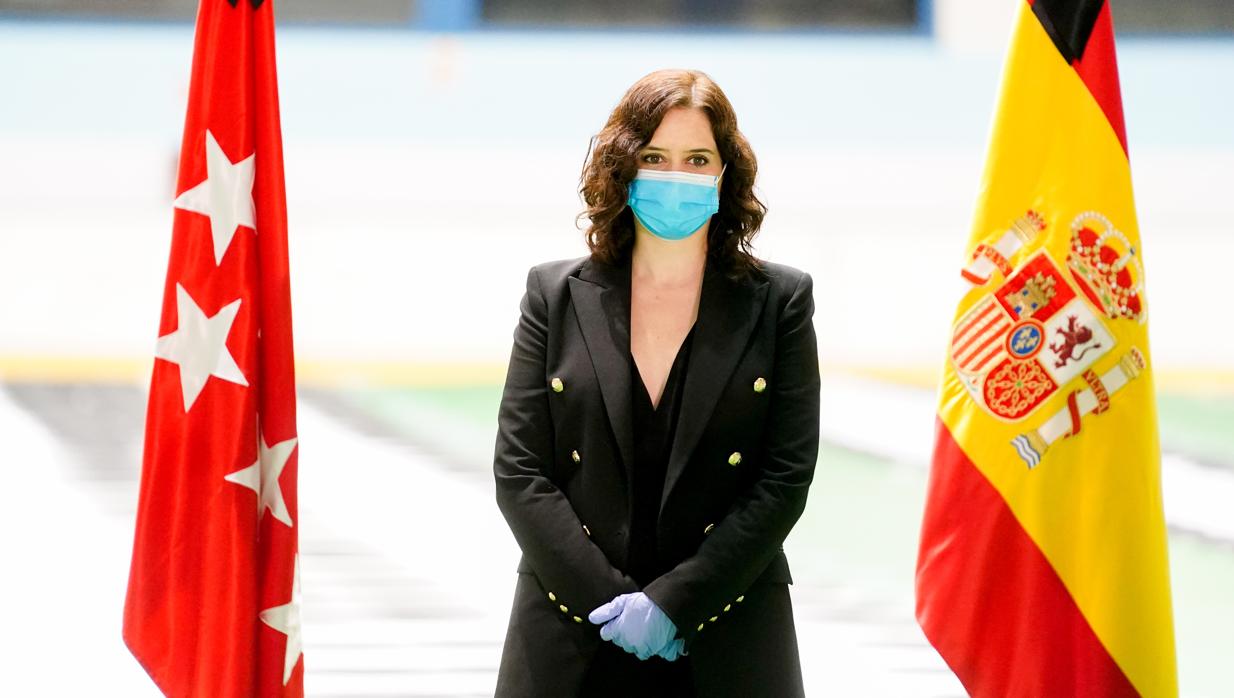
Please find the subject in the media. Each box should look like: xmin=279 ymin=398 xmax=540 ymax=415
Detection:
xmin=951 ymin=210 xmax=1147 ymax=465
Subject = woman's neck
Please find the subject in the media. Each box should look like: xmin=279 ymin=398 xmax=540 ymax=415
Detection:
xmin=630 ymin=226 xmax=707 ymax=289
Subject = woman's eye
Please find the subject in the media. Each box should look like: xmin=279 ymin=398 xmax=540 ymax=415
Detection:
xmin=688 ymin=155 xmax=709 ymax=166
xmin=641 ymin=153 xmax=663 ymax=164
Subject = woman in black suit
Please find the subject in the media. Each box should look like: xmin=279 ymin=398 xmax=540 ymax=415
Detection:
xmin=493 ymin=68 xmax=819 ymax=697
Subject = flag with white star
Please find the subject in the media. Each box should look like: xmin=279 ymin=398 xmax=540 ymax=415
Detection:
xmin=123 ymin=1 xmax=304 ymax=695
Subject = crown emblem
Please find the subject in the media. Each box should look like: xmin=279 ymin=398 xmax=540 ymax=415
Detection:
xmin=1066 ymin=211 xmax=1144 ymax=322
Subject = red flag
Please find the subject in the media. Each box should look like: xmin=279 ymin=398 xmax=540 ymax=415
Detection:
xmin=123 ymin=0 xmax=303 ymax=695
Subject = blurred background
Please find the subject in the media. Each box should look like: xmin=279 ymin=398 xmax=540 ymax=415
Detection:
xmin=1 ymin=0 xmax=1231 ymax=696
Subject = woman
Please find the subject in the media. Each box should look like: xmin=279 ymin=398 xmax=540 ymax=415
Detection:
xmin=493 ymin=68 xmax=819 ymax=697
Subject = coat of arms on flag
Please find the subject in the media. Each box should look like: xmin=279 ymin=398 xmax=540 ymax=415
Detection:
xmin=951 ymin=208 xmax=1145 ymax=468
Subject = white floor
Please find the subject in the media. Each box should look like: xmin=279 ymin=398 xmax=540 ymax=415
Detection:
xmin=0 ymin=385 xmax=966 ymax=697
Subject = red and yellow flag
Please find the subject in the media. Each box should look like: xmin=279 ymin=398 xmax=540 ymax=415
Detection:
xmin=915 ymin=1 xmax=1177 ymax=695
xmin=123 ymin=1 xmax=303 ymax=695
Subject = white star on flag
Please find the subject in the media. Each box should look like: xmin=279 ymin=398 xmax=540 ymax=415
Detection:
xmin=173 ymin=128 xmax=256 ymax=266
xmin=224 ymin=425 xmax=298 ymax=528
xmin=260 ymin=553 xmax=303 ymax=686
xmin=155 ymin=283 xmax=248 ymax=412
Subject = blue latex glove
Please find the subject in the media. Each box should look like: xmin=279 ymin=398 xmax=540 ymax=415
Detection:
xmin=659 ymin=637 xmax=687 ymax=661
xmin=588 ymin=592 xmax=684 ymax=661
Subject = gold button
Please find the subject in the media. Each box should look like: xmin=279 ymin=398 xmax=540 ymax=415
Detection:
xmin=735 ymin=595 xmax=745 ymax=603
xmin=559 ymin=604 xmax=569 ymax=613
xmin=753 ymin=377 xmax=767 ymax=392
xmin=703 ymin=523 xmax=714 ymax=535
xmin=582 ymin=524 xmax=591 ymax=537
xmin=571 ymin=449 xmax=581 ymax=463
xmin=697 ymin=623 xmax=705 ymax=631
xmin=723 ymin=604 xmax=731 ymax=612
xmin=709 ymin=616 xmax=718 ymax=622
xmin=551 ymin=377 xmax=564 ymax=392
xmin=573 ymin=615 xmax=583 ymax=623
xmin=728 ymin=451 xmax=742 ymax=466
xmin=547 ymin=591 xmax=556 ymax=601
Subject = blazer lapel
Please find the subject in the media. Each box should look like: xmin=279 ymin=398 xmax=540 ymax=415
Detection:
xmin=661 ymin=259 xmax=768 ymax=512
xmin=568 ymin=256 xmax=636 ymax=492
xmin=567 ymin=253 xmax=770 ymax=515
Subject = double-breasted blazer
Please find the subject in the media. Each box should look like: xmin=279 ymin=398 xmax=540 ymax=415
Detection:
xmin=493 ymin=251 xmax=820 ymax=697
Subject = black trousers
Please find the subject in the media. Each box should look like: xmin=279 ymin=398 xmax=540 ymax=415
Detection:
xmin=578 ymin=638 xmax=695 ymax=697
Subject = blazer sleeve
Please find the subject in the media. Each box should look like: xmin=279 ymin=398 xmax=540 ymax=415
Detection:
xmin=642 ymin=270 xmax=821 ymax=654
xmin=493 ymin=264 xmax=641 ymax=621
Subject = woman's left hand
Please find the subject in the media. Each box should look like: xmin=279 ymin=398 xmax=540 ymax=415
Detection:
xmin=588 ymin=592 xmax=679 ymax=660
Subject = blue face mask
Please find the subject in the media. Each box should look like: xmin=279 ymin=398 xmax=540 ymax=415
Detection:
xmin=626 ymin=164 xmax=726 ymax=241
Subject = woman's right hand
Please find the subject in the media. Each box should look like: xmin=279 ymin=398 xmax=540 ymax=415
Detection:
xmin=591 ymin=592 xmax=683 ymax=661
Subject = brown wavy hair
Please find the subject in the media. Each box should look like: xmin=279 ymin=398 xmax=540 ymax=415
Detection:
xmin=577 ymin=68 xmax=767 ymax=281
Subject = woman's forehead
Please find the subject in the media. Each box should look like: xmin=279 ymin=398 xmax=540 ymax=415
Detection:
xmin=646 ymin=107 xmax=716 ymax=148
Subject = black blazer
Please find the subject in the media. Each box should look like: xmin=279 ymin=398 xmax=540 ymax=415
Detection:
xmin=493 ymin=252 xmax=820 ymax=697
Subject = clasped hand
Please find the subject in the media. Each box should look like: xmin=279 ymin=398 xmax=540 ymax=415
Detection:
xmin=588 ymin=592 xmax=687 ymax=661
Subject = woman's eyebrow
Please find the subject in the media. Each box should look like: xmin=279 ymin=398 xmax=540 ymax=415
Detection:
xmin=643 ymin=145 xmax=718 ymax=155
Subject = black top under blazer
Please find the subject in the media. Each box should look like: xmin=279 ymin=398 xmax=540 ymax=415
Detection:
xmin=626 ymin=321 xmax=695 ymax=588
xmin=493 ymin=251 xmax=820 ymax=697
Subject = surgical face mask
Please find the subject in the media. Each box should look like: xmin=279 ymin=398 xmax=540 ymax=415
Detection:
xmin=626 ymin=163 xmax=726 ymax=241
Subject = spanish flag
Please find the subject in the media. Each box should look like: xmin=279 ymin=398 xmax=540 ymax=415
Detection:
xmin=915 ymin=1 xmax=1177 ymax=696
